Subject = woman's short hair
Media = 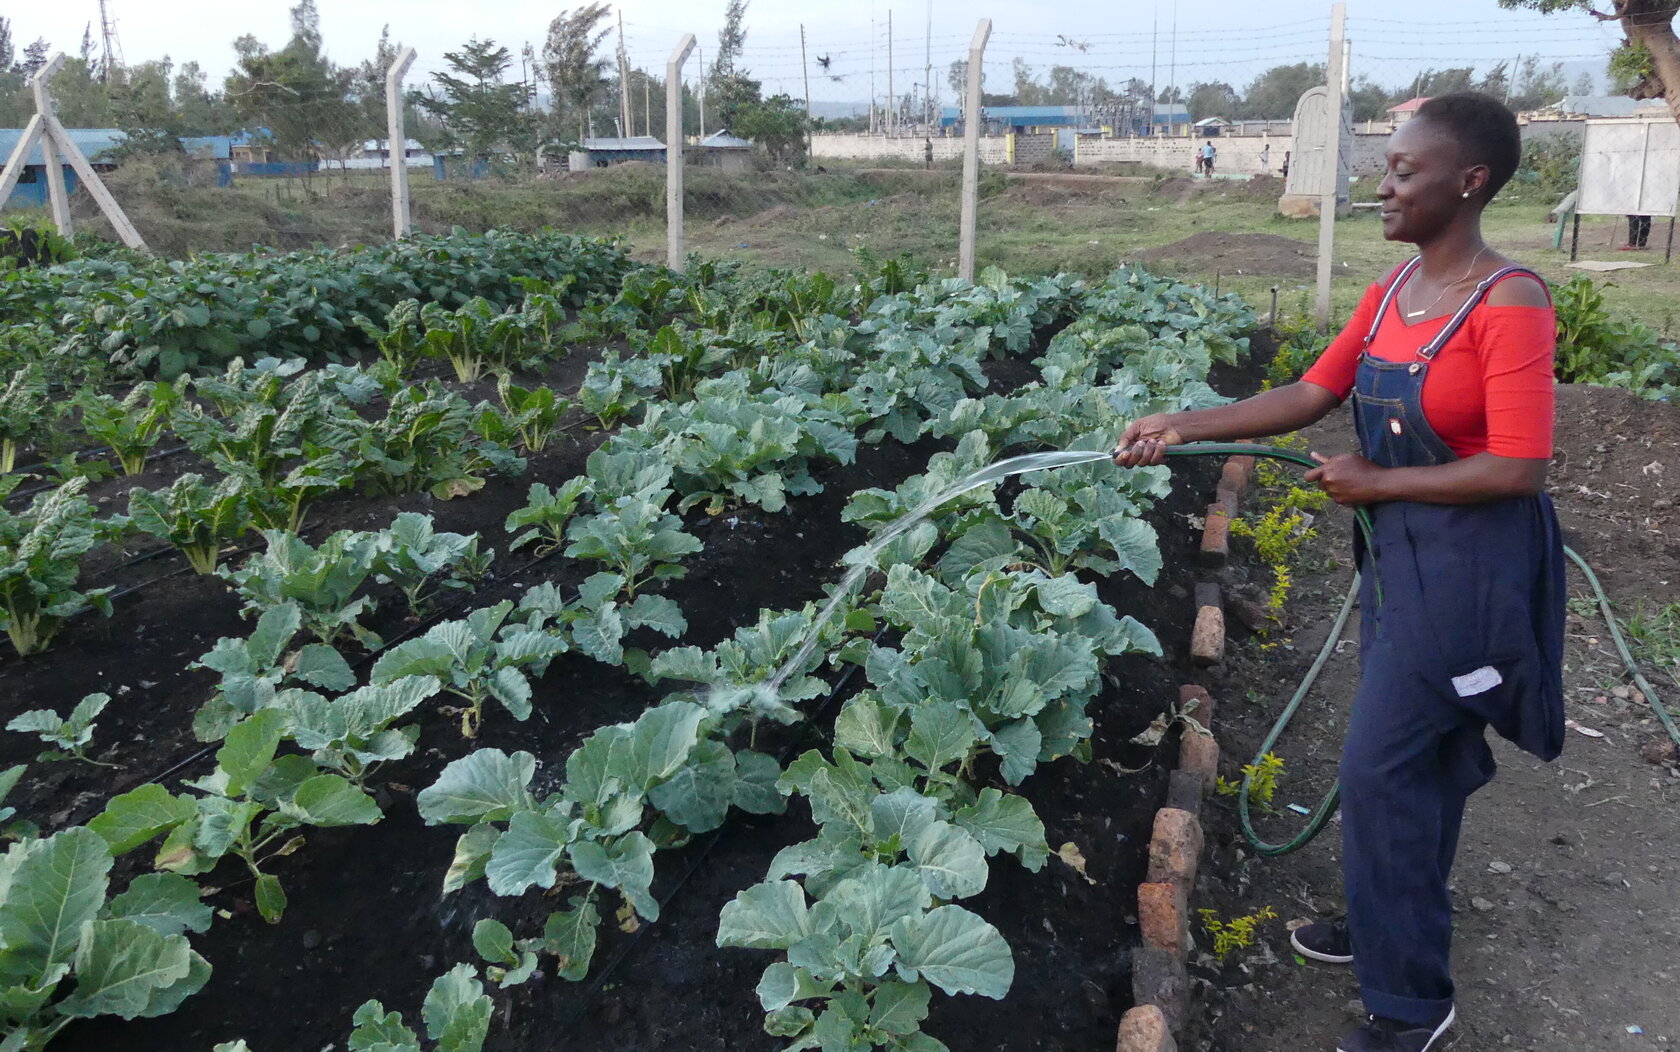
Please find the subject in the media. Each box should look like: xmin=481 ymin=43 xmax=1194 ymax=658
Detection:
xmin=1414 ymin=92 xmax=1522 ymax=200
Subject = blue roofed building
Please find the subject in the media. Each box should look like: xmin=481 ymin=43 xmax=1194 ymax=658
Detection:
xmin=0 ymin=128 xmax=127 ymax=209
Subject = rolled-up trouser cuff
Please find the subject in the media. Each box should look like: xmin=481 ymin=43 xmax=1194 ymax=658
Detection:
xmin=1362 ymin=987 xmax=1453 ymax=1029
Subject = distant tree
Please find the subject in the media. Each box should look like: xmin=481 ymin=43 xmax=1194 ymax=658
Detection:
xmin=79 ymin=23 xmax=98 ymax=76
xmin=1415 ymin=67 xmax=1475 ymax=96
xmin=1186 ymin=80 xmax=1239 ymax=121
xmin=418 ymin=39 xmax=535 ymax=166
xmin=48 ymin=57 xmax=115 ymax=128
xmin=1156 ymin=86 xmax=1183 ymax=104
xmin=1573 ymin=70 xmax=1596 ymax=94
xmin=1045 ymin=65 xmax=1094 ymax=106
xmin=709 ymin=0 xmax=760 ymax=129
xmin=542 ymin=3 xmax=613 ymax=143
xmin=1240 ymin=62 xmax=1324 ymax=119
xmin=19 ymin=38 xmax=50 ymax=78
xmin=174 ymin=60 xmax=239 ymax=135
xmin=0 ymin=18 xmax=14 ymax=72
xmin=1348 ymin=76 xmax=1394 ymax=122
xmin=1500 ymin=0 xmax=1678 ymax=125
xmin=734 ymin=93 xmax=808 ymax=165
xmin=225 ymin=1 xmax=359 ymax=166
xmin=110 ymin=58 xmax=178 ymax=150
xmin=1509 ymin=56 xmax=1570 ymax=109
xmin=948 ymin=58 xmax=967 ymax=97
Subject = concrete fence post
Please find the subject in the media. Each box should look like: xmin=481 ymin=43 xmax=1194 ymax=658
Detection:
xmin=386 ymin=47 xmax=418 ymax=239
xmin=958 ymin=19 xmax=992 ymax=282
xmin=667 ymin=34 xmax=698 ymax=272
xmin=1315 ymin=3 xmax=1348 ymax=329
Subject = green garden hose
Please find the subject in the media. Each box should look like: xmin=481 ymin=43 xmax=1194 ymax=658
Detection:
xmin=1154 ymin=442 xmax=1678 ymax=857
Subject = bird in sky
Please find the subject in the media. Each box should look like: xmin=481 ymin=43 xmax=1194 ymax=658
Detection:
xmin=817 ymin=54 xmax=832 ymax=70
xmin=1056 ymin=35 xmax=1092 ymax=52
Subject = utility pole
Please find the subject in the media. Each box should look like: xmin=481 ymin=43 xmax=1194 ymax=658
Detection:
xmin=1169 ymin=1 xmax=1177 ymax=133
xmin=1315 ymin=3 xmax=1348 ymax=329
xmin=801 ymin=24 xmax=813 ymax=156
xmin=924 ymin=0 xmax=933 ymax=135
xmin=1149 ymin=5 xmax=1157 ymax=136
xmin=870 ymin=13 xmax=877 ymax=135
xmin=698 ymin=46 xmax=707 ymax=137
xmin=645 ymin=79 xmax=651 ymax=139
xmin=1506 ymin=54 xmax=1521 ymax=104
xmin=97 ymin=0 xmax=124 ymax=84
xmin=617 ymin=10 xmax=632 ymax=138
xmin=888 ymin=10 xmax=895 ymax=136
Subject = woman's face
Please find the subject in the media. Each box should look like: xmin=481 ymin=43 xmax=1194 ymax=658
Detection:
xmin=1376 ymin=118 xmax=1484 ymax=244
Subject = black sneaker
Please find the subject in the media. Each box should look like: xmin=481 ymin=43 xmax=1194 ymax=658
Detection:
xmin=1337 ymin=1007 xmax=1456 ymax=1052
xmin=1290 ymin=916 xmax=1353 ymax=964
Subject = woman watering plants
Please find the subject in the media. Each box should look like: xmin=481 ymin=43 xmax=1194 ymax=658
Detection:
xmin=1115 ymin=93 xmax=1564 ymax=1052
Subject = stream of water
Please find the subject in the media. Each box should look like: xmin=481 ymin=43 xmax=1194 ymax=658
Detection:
xmin=748 ymin=449 xmax=1117 ymax=704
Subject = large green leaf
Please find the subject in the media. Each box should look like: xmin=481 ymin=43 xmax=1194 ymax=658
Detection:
xmin=217 ymin=709 xmax=287 ymax=799
xmin=717 ymin=880 xmax=819 ymax=951
xmin=89 ymin=785 xmax=197 ymax=855
xmin=416 ymin=749 xmax=536 ymax=825
xmin=822 ymin=864 xmax=931 ymax=944
xmin=0 ymin=827 xmax=111 ymax=980
xmin=903 ymin=700 xmax=978 ymax=774
xmin=730 ymin=750 xmax=787 ymax=816
xmin=890 ymin=905 xmax=1014 ymax=999
xmin=951 ymin=789 xmax=1048 ymax=872
xmin=568 ymin=832 xmax=657 ymax=921
xmin=868 ymin=979 xmax=932 ymax=1037
xmin=905 ymin=822 xmax=988 ymax=900
xmin=608 ymin=702 xmax=705 ymax=789
xmin=540 ymin=896 xmax=600 ymax=981
xmin=348 ymin=1000 xmax=421 ymax=1052
xmin=484 ymin=809 xmax=570 ymax=896
xmin=54 ymin=918 xmax=196 ymax=1019
xmin=647 ymin=739 xmax=735 ymax=833
xmin=833 ymin=696 xmax=899 ymax=760
xmin=105 ymin=873 xmax=213 ymax=937
xmin=280 ymin=775 xmax=384 ymax=827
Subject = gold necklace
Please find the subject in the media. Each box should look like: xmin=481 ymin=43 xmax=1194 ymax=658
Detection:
xmin=1403 ymin=246 xmax=1489 ymax=319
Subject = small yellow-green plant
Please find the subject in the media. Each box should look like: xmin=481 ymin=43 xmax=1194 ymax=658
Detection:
xmin=1254 ymin=432 xmax=1312 ymax=489
xmin=1230 ymin=504 xmax=1317 ymax=627
xmin=1215 ymin=751 xmax=1286 ymax=812
xmin=1198 ymin=905 xmax=1278 ymax=961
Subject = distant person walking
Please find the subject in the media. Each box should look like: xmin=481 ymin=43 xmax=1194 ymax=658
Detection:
xmin=1260 ymin=142 xmax=1271 ymax=172
xmin=1281 ymin=149 xmax=1291 ymax=181
xmin=1200 ymin=140 xmax=1217 ymax=176
xmin=1622 ymin=214 xmax=1652 ymax=250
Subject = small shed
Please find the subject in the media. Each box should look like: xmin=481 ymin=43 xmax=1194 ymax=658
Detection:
xmin=568 ymin=135 xmax=667 ymax=169
xmin=0 ymin=127 xmax=126 ymax=209
xmin=693 ymin=130 xmax=752 ymax=171
xmin=1387 ymin=97 xmax=1430 ymax=124
xmin=1193 ymin=117 xmax=1231 ymax=138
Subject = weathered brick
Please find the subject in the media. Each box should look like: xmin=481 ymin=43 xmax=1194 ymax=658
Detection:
xmin=1164 ymin=768 xmax=1205 ymax=816
xmin=1116 ymin=1005 xmax=1177 ymax=1052
xmin=1145 ymin=808 xmax=1205 ymax=889
xmin=1215 ymin=482 xmax=1241 ymax=516
xmin=1177 ymin=684 xmax=1215 ymax=730
xmin=1137 ymin=881 xmax=1190 ymax=958
xmin=1222 ymin=455 xmax=1256 ymax=495
xmin=1198 ymin=506 xmax=1230 ymax=568
xmin=1179 ymin=730 xmax=1219 ymax=791
xmin=1193 ymin=582 xmax=1222 ymax=611
xmin=1130 ymin=947 xmax=1191 ymax=1034
xmin=1190 ymin=606 xmax=1225 ymax=666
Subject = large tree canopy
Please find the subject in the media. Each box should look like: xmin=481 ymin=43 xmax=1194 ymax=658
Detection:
xmin=1500 ymin=0 xmax=1679 ymax=124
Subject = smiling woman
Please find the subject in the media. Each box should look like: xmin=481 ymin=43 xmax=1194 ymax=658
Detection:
xmin=1116 ymin=92 xmax=1566 ymax=1052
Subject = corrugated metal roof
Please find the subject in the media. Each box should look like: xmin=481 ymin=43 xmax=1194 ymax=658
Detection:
xmin=180 ymin=135 xmax=234 ymax=160
xmin=700 ymin=130 xmax=752 ymax=149
xmin=579 ymin=136 xmax=666 ymax=151
xmin=0 ymin=127 xmax=127 ymax=167
xmin=1388 ymin=97 xmax=1430 ymax=113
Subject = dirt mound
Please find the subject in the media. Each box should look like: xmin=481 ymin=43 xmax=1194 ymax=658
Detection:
xmin=1137 ymin=230 xmax=1316 ymax=279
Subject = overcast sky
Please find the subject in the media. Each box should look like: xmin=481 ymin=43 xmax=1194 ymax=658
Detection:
xmin=13 ymin=0 xmax=1620 ymax=106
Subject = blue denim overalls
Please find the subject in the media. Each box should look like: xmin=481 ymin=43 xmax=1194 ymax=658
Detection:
xmin=1339 ymin=256 xmax=1566 ymax=1027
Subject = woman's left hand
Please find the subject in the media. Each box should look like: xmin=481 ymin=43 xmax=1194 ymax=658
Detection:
xmin=1305 ymin=452 xmax=1389 ymax=505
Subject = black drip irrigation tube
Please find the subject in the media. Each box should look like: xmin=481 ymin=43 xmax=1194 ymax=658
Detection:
xmin=6 ymin=445 xmax=192 ymax=504
xmin=1156 ymin=442 xmax=1677 ymax=857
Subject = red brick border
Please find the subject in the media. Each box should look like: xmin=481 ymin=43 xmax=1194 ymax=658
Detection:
xmin=1123 ymin=455 xmax=1253 ymax=1049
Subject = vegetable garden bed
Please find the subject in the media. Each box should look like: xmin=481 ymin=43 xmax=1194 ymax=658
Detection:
xmin=0 ymin=234 xmax=1258 ymax=1052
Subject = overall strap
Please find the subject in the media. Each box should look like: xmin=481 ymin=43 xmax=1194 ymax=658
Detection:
xmin=1364 ymin=256 xmax=1424 ymax=347
xmin=1417 ymin=265 xmax=1545 ymax=360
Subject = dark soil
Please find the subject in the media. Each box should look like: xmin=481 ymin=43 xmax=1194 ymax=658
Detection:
xmin=6 ymin=346 xmax=1267 ymax=1052
xmin=1137 ymin=232 xmax=1317 ymax=280
xmin=1178 ymin=385 xmax=1680 ymax=1051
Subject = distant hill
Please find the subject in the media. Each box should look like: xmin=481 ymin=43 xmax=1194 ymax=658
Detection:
xmin=809 ymin=100 xmax=870 ymax=120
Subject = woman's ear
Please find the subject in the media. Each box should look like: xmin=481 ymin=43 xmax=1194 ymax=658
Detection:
xmin=1462 ymin=164 xmax=1491 ymax=201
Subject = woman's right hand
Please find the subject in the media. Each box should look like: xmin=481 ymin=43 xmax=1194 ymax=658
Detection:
xmin=1113 ymin=414 xmax=1184 ymax=467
